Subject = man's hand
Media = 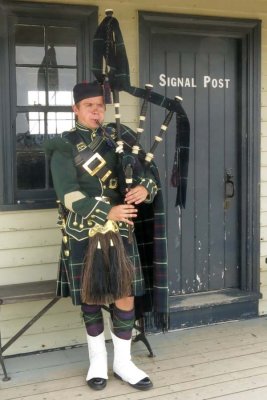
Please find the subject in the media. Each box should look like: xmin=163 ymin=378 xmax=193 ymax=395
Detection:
xmin=107 ymin=204 xmax=137 ymax=226
xmin=125 ymin=185 xmax=149 ymax=205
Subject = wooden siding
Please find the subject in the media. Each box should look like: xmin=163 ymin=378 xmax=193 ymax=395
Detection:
xmin=0 ymin=210 xmax=60 ymax=285
xmin=1 ymin=0 xmax=267 ymax=355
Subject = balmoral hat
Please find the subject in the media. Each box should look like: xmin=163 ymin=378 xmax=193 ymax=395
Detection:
xmin=73 ymin=81 xmax=103 ymax=104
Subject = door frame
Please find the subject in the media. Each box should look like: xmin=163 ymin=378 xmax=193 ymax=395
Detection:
xmin=139 ymin=12 xmax=261 ymax=323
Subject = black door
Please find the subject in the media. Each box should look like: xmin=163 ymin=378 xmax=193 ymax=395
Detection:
xmin=151 ymin=34 xmax=240 ymax=295
xmin=139 ymin=13 xmax=261 ymax=326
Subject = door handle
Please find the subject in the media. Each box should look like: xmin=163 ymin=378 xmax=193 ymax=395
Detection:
xmin=225 ymin=169 xmax=235 ymax=199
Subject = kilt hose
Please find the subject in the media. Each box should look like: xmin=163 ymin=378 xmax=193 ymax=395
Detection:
xmin=56 ymin=233 xmax=145 ymax=306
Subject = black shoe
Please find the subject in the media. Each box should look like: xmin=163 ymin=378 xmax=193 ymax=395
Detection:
xmin=87 ymin=377 xmax=107 ymax=390
xmin=114 ymin=373 xmax=153 ymax=391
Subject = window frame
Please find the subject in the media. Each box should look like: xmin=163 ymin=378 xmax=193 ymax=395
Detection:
xmin=0 ymin=1 xmax=98 ymax=210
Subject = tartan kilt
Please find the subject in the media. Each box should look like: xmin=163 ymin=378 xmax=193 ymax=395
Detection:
xmin=56 ymin=233 xmax=145 ymax=306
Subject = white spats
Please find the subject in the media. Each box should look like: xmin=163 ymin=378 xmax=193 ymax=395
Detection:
xmin=110 ymin=330 xmax=148 ymax=385
xmin=86 ymin=332 xmax=108 ymax=381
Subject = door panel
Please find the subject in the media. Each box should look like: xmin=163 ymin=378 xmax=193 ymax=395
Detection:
xmin=150 ymin=34 xmax=240 ymax=295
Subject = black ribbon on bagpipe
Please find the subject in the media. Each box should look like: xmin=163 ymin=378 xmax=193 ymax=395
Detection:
xmin=92 ymin=10 xmax=190 ymax=208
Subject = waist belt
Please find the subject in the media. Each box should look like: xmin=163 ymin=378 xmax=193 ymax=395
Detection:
xmin=66 ymin=131 xmax=112 ymax=183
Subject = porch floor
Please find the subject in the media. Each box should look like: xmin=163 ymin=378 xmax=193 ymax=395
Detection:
xmin=1 ymin=317 xmax=267 ymax=399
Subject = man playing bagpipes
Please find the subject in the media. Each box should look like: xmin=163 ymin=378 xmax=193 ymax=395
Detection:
xmin=44 ymin=9 xmax=189 ymax=393
xmin=44 ymin=80 xmax=167 ymax=391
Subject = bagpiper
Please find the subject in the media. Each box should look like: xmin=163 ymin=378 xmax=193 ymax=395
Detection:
xmin=44 ymin=80 xmax=169 ymax=391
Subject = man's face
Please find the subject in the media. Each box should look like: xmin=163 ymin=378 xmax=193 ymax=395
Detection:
xmin=72 ymin=96 xmax=105 ymax=129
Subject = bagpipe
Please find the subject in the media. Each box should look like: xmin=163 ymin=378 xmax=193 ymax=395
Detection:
xmin=92 ymin=9 xmax=190 ymax=209
xmin=81 ymin=9 xmax=190 ymax=313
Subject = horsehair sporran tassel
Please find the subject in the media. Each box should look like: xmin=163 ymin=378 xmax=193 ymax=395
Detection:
xmin=81 ymin=224 xmax=134 ymax=304
xmin=109 ymin=238 xmax=119 ymax=295
xmin=81 ymin=235 xmax=108 ymax=304
xmin=108 ymin=234 xmax=133 ymax=297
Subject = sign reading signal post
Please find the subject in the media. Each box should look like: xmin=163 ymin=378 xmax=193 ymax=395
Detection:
xmin=159 ymin=74 xmax=231 ymax=88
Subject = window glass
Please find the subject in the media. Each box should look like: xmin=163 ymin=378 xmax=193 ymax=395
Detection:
xmin=14 ymin=22 xmax=78 ymax=197
xmin=48 ymin=68 xmax=76 ymax=105
xmin=16 ymin=67 xmax=46 ymax=106
xmin=47 ymin=112 xmax=75 ymax=134
xmin=15 ymin=110 xmax=74 ymax=191
xmin=47 ymin=27 xmax=77 ymax=66
xmin=17 ymin=152 xmax=46 ymax=190
xmin=0 ymin=3 xmax=96 ymax=207
xmin=15 ymin=25 xmax=45 ymax=64
xmin=16 ymin=113 xmax=46 ymax=190
xmin=16 ymin=112 xmax=45 ymax=139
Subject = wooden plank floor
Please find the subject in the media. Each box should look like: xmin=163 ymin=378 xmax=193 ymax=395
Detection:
xmin=1 ymin=317 xmax=267 ymax=399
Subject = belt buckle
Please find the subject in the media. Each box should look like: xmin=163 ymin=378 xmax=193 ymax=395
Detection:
xmin=82 ymin=153 xmax=106 ymax=176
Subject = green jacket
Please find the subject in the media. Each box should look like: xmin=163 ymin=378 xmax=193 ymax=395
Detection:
xmin=44 ymin=122 xmax=158 ymax=241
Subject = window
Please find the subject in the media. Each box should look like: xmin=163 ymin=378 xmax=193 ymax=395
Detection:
xmin=0 ymin=1 xmax=97 ymax=209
